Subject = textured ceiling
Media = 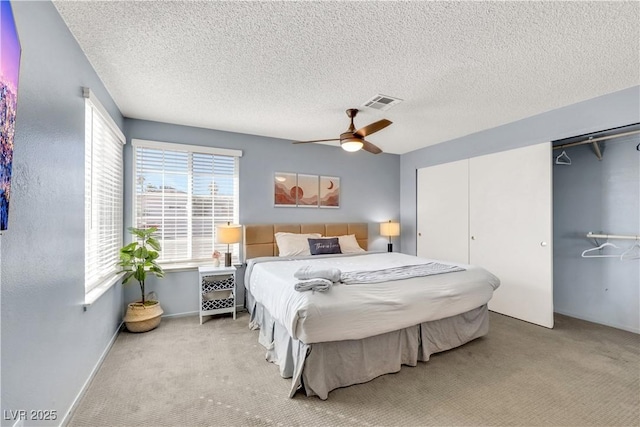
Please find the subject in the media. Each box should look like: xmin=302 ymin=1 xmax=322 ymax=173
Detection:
xmin=53 ymin=1 xmax=639 ymax=155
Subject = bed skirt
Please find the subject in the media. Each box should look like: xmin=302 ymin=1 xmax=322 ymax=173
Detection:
xmin=248 ymin=294 xmax=489 ymax=399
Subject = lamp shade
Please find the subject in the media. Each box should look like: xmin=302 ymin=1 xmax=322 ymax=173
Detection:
xmin=380 ymin=221 xmax=400 ymax=237
xmin=216 ymin=223 xmax=242 ymax=244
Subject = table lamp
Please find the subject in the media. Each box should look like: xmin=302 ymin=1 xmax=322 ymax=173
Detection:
xmin=216 ymin=222 xmax=242 ymax=267
xmin=380 ymin=220 xmax=400 ymax=252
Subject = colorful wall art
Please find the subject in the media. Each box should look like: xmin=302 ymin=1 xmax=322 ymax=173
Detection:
xmin=0 ymin=0 xmax=21 ymax=230
xmin=296 ymin=174 xmax=319 ymax=207
xmin=320 ymin=176 xmax=340 ymax=208
xmin=274 ymin=172 xmax=297 ymax=206
xmin=274 ymin=172 xmax=340 ymax=208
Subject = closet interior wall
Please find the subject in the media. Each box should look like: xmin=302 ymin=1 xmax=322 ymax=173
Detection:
xmin=553 ymin=132 xmax=640 ymax=333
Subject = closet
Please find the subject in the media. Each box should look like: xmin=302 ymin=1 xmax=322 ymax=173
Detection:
xmin=417 ymin=142 xmax=553 ymax=328
xmin=552 ymin=127 xmax=640 ymax=333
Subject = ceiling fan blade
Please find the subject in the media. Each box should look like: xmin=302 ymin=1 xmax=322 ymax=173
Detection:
xmin=354 ymin=119 xmax=392 ymax=138
xmin=361 ymin=140 xmax=383 ymax=154
xmin=292 ymin=138 xmax=341 ymax=144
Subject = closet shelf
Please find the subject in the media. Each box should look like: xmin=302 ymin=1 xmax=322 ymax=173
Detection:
xmin=553 ymin=128 xmax=640 ymax=161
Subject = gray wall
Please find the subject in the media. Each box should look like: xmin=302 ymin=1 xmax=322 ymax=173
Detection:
xmin=401 ymin=86 xmax=640 ymax=255
xmin=553 ymin=135 xmax=639 ymax=333
xmin=1 ymin=2 xmax=125 ymax=426
xmin=400 ymin=86 xmax=640 ymax=332
xmin=123 ymin=119 xmax=401 ymax=315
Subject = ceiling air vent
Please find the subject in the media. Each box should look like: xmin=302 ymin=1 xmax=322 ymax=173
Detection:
xmin=362 ymin=94 xmax=403 ymax=111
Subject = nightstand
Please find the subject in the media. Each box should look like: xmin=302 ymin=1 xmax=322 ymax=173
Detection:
xmin=198 ymin=265 xmax=236 ymax=324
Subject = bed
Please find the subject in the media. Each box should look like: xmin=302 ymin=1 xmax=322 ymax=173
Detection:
xmin=243 ymin=223 xmax=500 ymax=399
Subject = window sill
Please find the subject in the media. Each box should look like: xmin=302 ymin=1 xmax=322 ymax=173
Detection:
xmin=160 ymin=261 xmax=242 ymax=272
xmin=84 ymin=272 xmax=125 ymax=310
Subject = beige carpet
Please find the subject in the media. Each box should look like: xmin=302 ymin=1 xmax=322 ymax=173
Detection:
xmin=68 ymin=312 xmax=639 ymax=427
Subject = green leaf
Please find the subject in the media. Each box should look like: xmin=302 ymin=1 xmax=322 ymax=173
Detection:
xmin=120 ymin=242 xmax=137 ymax=253
xmin=144 ymin=226 xmax=158 ymax=236
xmin=121 ymin=271 xmax=135 ymax=284
xmin=128 ymin=227 xmax=146 ymax=239
xmin=147 ymin=237 xmax=161 ymax=251
xmin=134 ymin=265 xmax=146 ymax=282
xmin=133 ymin=247 xmax=148 ymax=259
xmin=151 ymin=267 xmax=165 ymax=279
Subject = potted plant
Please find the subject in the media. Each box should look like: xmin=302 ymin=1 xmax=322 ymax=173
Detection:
xmin=119 ymin=226 xmax=166 ymax=333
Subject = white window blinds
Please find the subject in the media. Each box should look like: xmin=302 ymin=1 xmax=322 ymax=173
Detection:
xmin=132 ymin=139 xmax=241 ymax=265
xmin=84 ymin=89 xmax=125 ymax=293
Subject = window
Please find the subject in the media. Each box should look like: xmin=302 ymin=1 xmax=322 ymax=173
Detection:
xmin=132 ymin=139 xmax=241 ymax=265
xmin=84 ymin=88 xmax=125 ymax=293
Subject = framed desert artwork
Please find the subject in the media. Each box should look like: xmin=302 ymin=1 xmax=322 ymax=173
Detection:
xmin=275 ymin=172 xmax=339 ymax=208
xmin=320 ymin=176 xmax=340 ymax=208
xmin=296 ymin=174 xmax=319 ymax=207
xmin=274 ymin=172 xmax=297 ymax=207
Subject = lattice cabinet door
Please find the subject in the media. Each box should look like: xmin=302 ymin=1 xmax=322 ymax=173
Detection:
xmin=198 ymin=265 xmax=236 ymax=324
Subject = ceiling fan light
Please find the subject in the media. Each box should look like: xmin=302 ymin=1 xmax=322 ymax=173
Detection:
xmin=341 ymin=139 xmax=363 ymax=152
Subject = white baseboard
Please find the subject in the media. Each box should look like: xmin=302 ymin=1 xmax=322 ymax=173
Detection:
xmin=161 ymin=305 xmax=246 ymax=319
xmin=554 ymin=309 xmax=640 ymax=334
xmin=59 ymin=321 xmax=123 ymax=426
xmin=162 ymin=311 xmax=198 ymax=318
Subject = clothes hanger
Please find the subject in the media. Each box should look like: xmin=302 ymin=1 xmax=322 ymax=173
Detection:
xmin=581 ymin=242 xmax=621 ymax=258
xmin=555 ymin=150 xmax=571 ymax=165
xmin=620 ymin=241 xmax=640 ymax=260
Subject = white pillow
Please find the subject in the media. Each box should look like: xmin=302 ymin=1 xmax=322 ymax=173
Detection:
xmin=332 ymin=234 xmax=365 ymax=254
xmin=275 ymin=232 xmax=322 ymax=257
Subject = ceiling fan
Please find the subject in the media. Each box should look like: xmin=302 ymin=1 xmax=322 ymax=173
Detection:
xmin=293 ymin=109 xmax=392 ymax=154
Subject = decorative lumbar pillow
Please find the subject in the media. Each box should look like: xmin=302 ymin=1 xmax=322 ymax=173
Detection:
xmin=275 ymin=232 xmax=322 ymax=257
xmin=332 ymin=234 xmax=365 ymax=253
xmin=308 ymin=237 xmax=342 ymax=255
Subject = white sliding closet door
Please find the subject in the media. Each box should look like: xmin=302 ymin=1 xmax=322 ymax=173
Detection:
xmin=469 ymin=142 xmax=553 ymax=328
xmin=417 ymin=159 xmax=469 ymax=264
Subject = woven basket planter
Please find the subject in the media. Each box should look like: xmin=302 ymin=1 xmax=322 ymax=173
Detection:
xmin=124 ymin=301 xmax=164 ymax=333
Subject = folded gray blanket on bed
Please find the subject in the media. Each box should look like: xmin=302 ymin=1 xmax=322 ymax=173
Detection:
xmin=294 ymin=278 xmax=333 ymax=292
xmin=294 ymin=266 xmax=342 ymax=283
xmin=341 ymin=262 xmax=465 ymax=284
xmin=293 ymin=262 xmax=464 ymax=287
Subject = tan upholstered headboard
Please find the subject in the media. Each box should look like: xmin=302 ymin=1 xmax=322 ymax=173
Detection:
xmin=243 ymin=223 xmax=368 ymax=260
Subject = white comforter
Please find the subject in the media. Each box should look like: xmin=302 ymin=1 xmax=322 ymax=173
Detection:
xmin=245 ymin=252 xmax=500 ymax=344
